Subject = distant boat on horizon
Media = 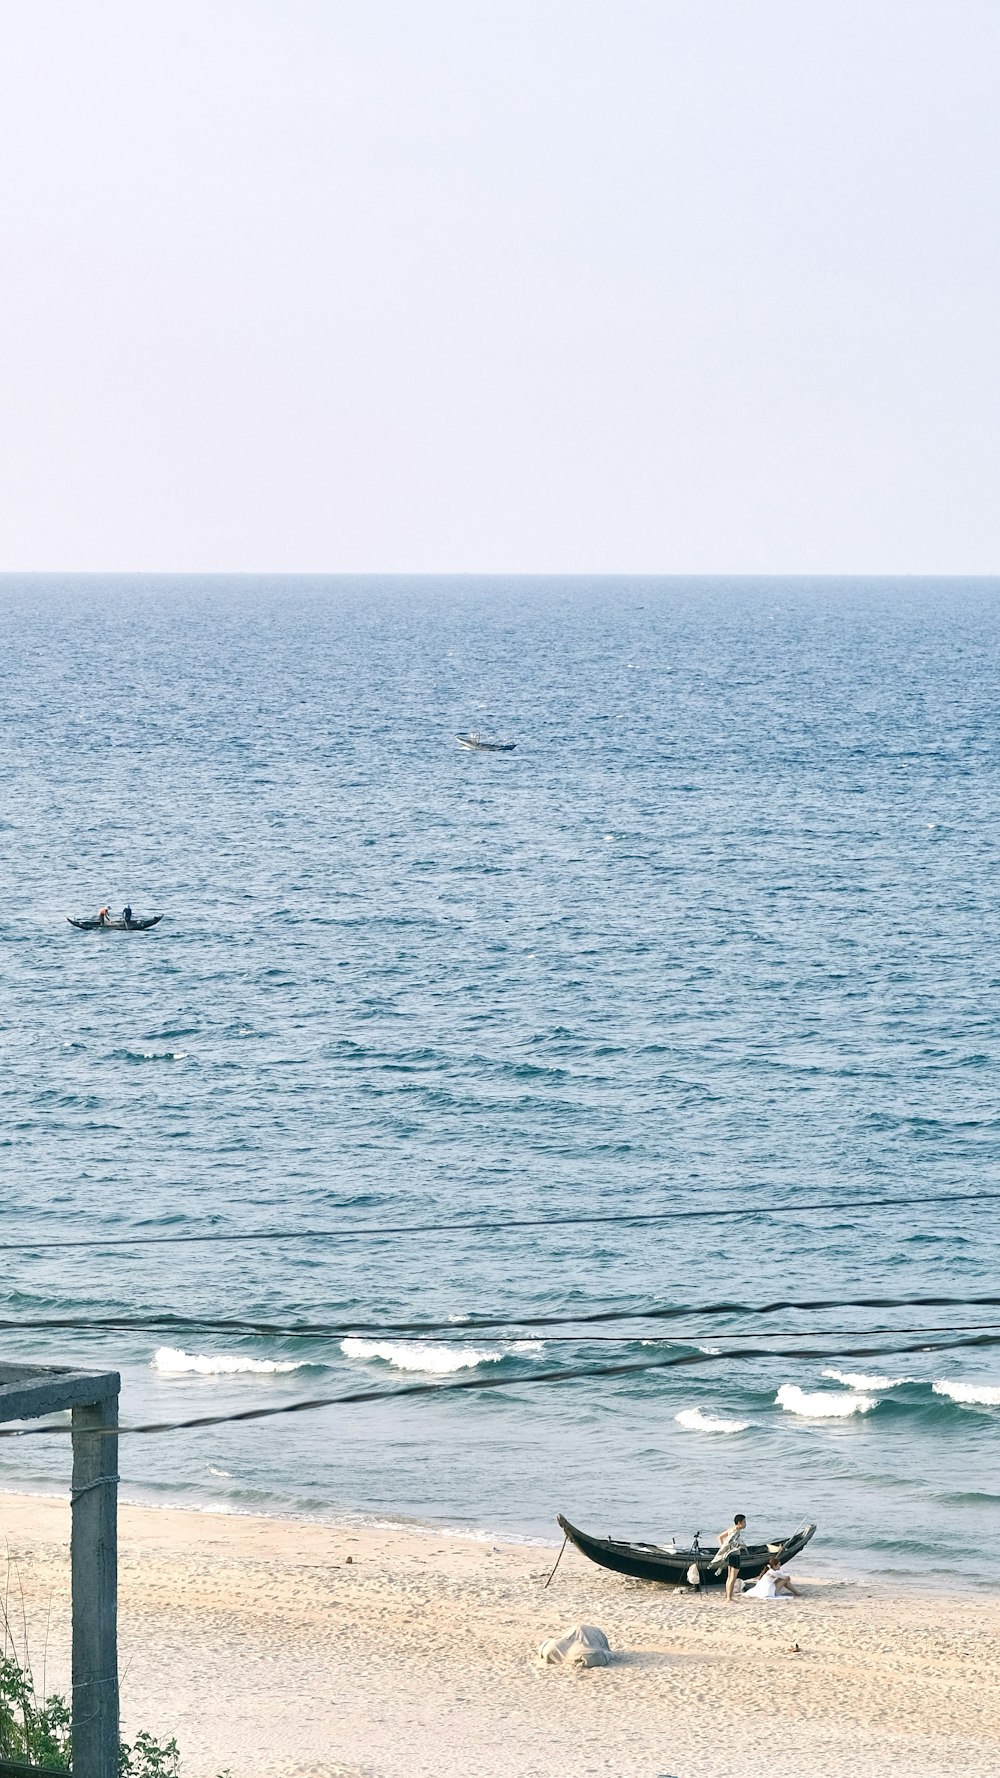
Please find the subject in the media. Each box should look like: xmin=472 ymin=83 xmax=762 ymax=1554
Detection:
xmin=67 ymin=913 xmax=163 ymax=931
xmin=455 ymin=731 xmax=516 ymax=753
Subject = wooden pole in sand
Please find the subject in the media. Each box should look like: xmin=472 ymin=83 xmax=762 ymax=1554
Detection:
xmin=71 ymin=1393 xmax=120 ymax=1778
xmin=543 ymin=1531 xmax=569 ymax=1588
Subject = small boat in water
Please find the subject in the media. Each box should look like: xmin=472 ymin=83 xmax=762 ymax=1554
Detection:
xmin=556 ymin=1514 xmax=816 ymax=1586
xmin=67 ymin=914 xmax=163 ymax=931
xmin=456 ymin=731 xmax=516 ymax=752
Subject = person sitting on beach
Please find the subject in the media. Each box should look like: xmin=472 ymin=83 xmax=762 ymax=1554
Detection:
xmin=717 ymin=1513 xmax=747 ymax=1601
xmin=744 ymin=1554 xmax=800 ymax=1599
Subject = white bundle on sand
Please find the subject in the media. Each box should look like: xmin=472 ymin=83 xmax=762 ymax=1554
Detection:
xmin=537 ymin=1625 xmax=612 ymax=1668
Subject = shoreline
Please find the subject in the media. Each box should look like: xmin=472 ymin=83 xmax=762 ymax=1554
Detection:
xmin=4 ymin=1479 xmax=991 ymax=1597
xmin=3 ymin=1489 xmax=1000 ymax=1777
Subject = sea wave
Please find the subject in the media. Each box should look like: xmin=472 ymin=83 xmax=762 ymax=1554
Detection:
xmin=116 ymin=1048 xmax=190 ymax=1062
xmin=932 ymin=1380 xmax=1000 ymax=1407
xmin=339 ymin=1337 xmax=541 ymax=1374
xmin=822 ymin=1369 xmax=912 ymax=1391
xmin=639 ymin=1339 xmax=721 ymax=1354
xmin=776 ymin=1383 xmax=876 ymax=1418
xmin=153 ymin=1346 xmax=304 ymax=1376
xmin=675 ymin=1407 xmax=750 ymax=1433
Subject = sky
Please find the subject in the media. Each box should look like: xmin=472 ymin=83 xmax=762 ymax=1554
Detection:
xmin=0 ymin=0 xmax=996 ymax=574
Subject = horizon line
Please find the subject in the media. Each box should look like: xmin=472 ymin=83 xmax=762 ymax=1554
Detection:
xmin=0 ymin=569 xmax=998 ymax=582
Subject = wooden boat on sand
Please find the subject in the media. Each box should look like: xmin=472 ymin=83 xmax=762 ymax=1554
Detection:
xmin=556 ymin=1514 xmax=816 ymax=1586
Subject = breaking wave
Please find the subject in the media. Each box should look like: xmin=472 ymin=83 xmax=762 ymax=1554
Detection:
xmin=153 ymin=1346 xmax=304 ymax=1376
xmin=933 ymin=1380 xmax=1000 ymax=1407
xmin=822 ymin=1369 xmax=912 ymax=1391
xmin=776 ymin=1383 xmax=876 ymax=1418
xmin=340 ymin=1337 xmax=542 ymax=1375
xmin=640 ymin=1340 xmax=721 ymax=1354
xmin=675 ymin=1406 xmax=750 ymax=1433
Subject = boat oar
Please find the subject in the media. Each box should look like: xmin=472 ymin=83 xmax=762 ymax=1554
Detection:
xmin=543 ymin=1530 xmax=569 ymax=1588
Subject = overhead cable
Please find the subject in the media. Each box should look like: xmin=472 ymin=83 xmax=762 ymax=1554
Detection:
xmin=3 ymin=1319 xmax=998 ymax=1345
xmin=0 ymin=1185 xmax=997 ymax=1253
xmin=2 ymin=1327 xmax=997 ymax=1440
xmin=5 ymin=1289 xmax=1000 ymax=1339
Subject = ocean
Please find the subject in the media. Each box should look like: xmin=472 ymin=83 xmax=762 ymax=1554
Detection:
xmin=1 ymin=573 xmax=998 ymax=1588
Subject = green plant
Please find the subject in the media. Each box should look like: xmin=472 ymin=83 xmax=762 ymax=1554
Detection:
xmin=0 ymin=1649 xmax=72 ymax=1770
xmin=119 ymin=1728 xmax=181 ymax=1778
xmin=0 ymin=1642 xmax=213 ymax=1776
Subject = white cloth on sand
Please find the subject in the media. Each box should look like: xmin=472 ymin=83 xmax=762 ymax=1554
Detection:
xmin=744 ymin=1567 xmax=791 ymax=1599
xmin=538 ymin=1624 xmax=612 ymax=1667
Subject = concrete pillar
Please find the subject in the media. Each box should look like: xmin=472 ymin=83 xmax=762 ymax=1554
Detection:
xmin=71 ymin=1395 xmax=119 ymax=1778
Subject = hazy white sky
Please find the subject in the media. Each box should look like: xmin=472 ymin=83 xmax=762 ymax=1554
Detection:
xmin=0 ymin=0 xmax=996 ymax=573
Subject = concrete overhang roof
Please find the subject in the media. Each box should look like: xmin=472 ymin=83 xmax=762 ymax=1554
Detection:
xmin=0 ymin=1362 xmax=121 ymax=1424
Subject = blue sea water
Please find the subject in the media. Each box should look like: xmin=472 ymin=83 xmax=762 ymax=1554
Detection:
xmin=1 ymin=574 xmax=999 ymax=1588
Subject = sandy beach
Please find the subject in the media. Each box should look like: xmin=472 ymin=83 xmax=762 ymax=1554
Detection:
xmin=2 ymin=1491 xmax=998 ymax=1778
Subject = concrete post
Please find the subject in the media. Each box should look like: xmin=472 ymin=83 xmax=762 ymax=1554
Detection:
xmin=71 ymin=1395 xmax=119 ymax=1778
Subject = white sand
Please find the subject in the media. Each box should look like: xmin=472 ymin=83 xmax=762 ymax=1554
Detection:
xmin=3 ymin=1490 xmax=999 ymax=1778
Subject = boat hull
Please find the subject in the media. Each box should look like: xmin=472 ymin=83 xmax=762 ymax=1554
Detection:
xmin=67 ymin=915 xmax=163 ymax=931
xmin=556 ymin=1515 xmax=816 ymax=1586
xmin=456 ymin=735 xmax=516 ymax=752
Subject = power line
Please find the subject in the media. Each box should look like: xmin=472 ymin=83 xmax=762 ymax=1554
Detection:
xmin=5 ymin=1319 xmax=993 ymax=1345
xmin=0 ymin=1186 xmax=997 ymax=1253
xmin=3 ymin=1320 xmax=1000 ymax=1345
xmin=1 ymin=1327 xmax=996 ymax=1440
xmin=4 ymin=1289 xmax=1000 ymax=1338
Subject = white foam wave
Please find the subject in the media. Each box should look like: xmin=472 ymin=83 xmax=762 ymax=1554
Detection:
xmin=341 ymin=1338 xmax=504 ymax=1374
xmin=675 ymin=1407 xmax=750 ymax=1433
xmin=340 ymin=1337 xmax=543 ymax=1373
xmin=639 ymin=1338 xmax=721 ymax=1355
xmin=153 ymin=1346 xmax=303 ymax=1376
xmin=776 ymin=1383 xmax=875 ymax=1418
xmin=822 ymin=1369 xmax=912 ymax=1391
xmin=933 ymin=1380 xmax=1000 ymax=1407
xmin=445 ymin=1315 xmax=543 ymax=1353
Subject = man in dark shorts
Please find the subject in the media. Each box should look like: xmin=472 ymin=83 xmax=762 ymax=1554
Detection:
xmin=717 ymin=1512 xmax=747 ymax=1601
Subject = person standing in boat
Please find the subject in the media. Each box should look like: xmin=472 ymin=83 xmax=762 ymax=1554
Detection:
xmin=717 ymin=1512 xmax=747 ymax=1601
xmin=122 ymin=905 xmax=133 ymax=927
xmin=97 ymin=905 xmax=111 ymax=927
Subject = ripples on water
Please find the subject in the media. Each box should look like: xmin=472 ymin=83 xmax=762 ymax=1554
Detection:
xmin=1 ymin=574 xmax=999 ymax=1585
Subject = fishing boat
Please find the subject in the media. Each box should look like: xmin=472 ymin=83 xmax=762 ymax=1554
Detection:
xmin=455 ymin=731 xmax=516 ymax=752
xmin=556 ymin=1514 xmax=816 ymax=1586
xmin=67 ymin=914 xmax=164 ymax=931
